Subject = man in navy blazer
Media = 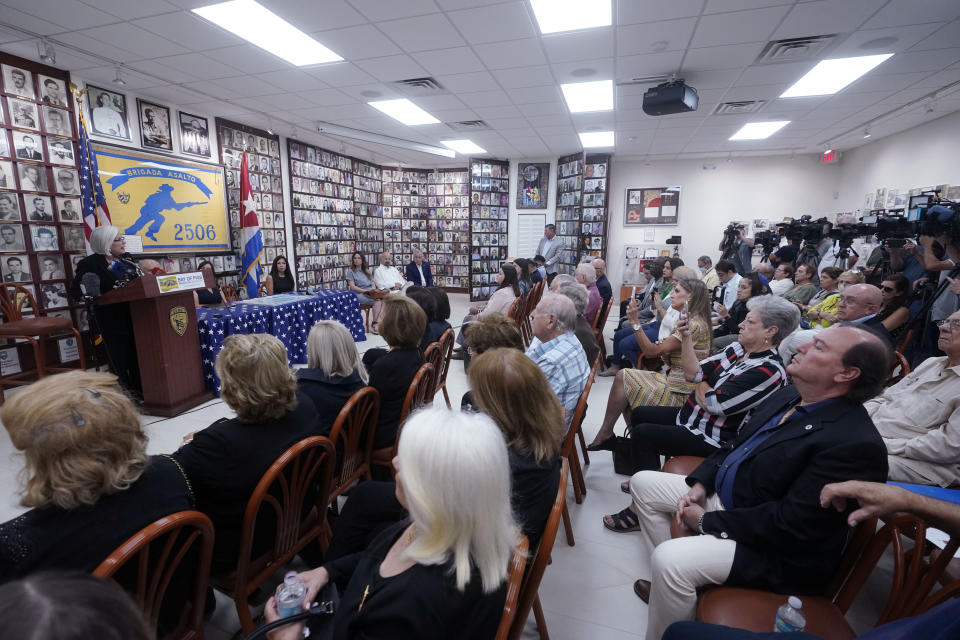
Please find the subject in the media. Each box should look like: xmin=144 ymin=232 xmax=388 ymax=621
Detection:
xmin=405 ymin=250 xmax=433 ymax=287
xmin=621 ymin=323 xmax=891 ymax=640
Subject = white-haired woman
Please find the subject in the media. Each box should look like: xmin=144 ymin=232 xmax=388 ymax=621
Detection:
xmin=575 ymin=261 xmax=602 ymax=325
xmin=264 ymin=406 xmax=519 ymax=640
xmin=297 ymin=320 xmax=367 ymax=435
xmin=69 ymin=225 xmax=141 ymax=393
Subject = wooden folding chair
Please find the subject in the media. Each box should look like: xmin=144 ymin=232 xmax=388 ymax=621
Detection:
xmin=371 ymin=362 xmax=436 ymax=473
xmin=424 ymin=341 xmax=443 ymax=387
xmin=327 ymin=387 xmax=380 ymax=503
xmin=508 ymin=459 xmax=569 ymax=640
xmin=561 ymin=363 xmax=595 ymax=507
xmin=93 ymin=510 xmax=214 ymax=640
xmin=507 ymin=295 xmax=524 ymax=326
xmin=219 ymin=284 xmax=240 ymax=302
xmin=592 ymin=296 xmax=613 ymax=364
xmin=495 ymin=536 xmax=530 ymax=640
xmin=435 ymin=328 xmax=455 ymax=408
xmin=258 ymin=283 xmax=268 ymax=297
xmin=210 ymin=436 xmax=336 ymax=634
xmin=887 ymin=351 xmax=911 ymax=387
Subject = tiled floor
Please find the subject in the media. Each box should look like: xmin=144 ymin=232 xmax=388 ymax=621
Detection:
xmin=0 ymin=293 xmax=887 ymax=639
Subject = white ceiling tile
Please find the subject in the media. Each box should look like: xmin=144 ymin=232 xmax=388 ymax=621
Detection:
xmin=435 ymin=71 xmax=500 ymax=92
xmin=206 ymin=45 xmax=290 ymax=74
xmin=447 ymin=2 xmax=537 ymax=45
xmin=734 ymin=61 xmax=815 ymax=86
xmin=141 ymin=84 xmax=211 ymax=106
xmin=54 ymin=30 xmax=140 ymax=61
xmin=306 ymin=62 xmax=378 ymax=87
xmin=482 ymin=116 xmax=530 ymax=129
xmin=132 ymin=12 xmax=243 ymax=51
xmin=472 ymin=104 xmax=524 ymax=118
xmin=681 ymin=68 xmax=743 ymax=90
xmin=254 ymin=69 xmax=329 ymax=92
xmin=0 ymin=7 xmax=77 ymax=34
xmin=682 ymin=43 xmax=764 ymax=72
xmin=347 ymin=0 xmax=440 ymax=21
xmin=509 ymin=85 xmax=563 ymax=105
xmin=80 ymin=0 xmax=180 ymax=19
xmin=126 ymin=59 xmax=200 ymax=84
xmin=862 ymin=0 xmax=960 ymax=29
xmin=491 ymin=66 xmax=555 ymax=89
xmin=413 ymin=94 xmax=466 ymax=110
xmin=155 ymin=53 xmax=242 ymax=80
xmin=355 ymin=55 xmax=430 ymax=82
xmin=541 ymin=27 xmax=615 ymax=63
xmin=336 ymin=83 xmax=401 ymax=101
xmin=182 ymin=80 xmax=242 ymax=99
xmin=308 ymin=24 xmax=402 ymax=60
xmin=456 ymin=89 xmax=513 ymax=107
xmin=1 ymin=0 xmax=116 ymax=29
xmin=617 ymin=19 xmax=697 ymax=57
xmin=616 ymin=51 xmax=685 ymax=81
xmin=377 ymin=13 xmax=465 ymax=52
xmin=772 ymin=0 xmax=886 ymax=39
xmin=550 ymin=58 xmax=614 ymax=84
xmin=75 ymin=23 xmax=192 ymax=59
xmin=209 ymin=75 xmax=282 ymax=97
xmin=832 ymin=23 xmax=944 ymax=58
xmin=472 ymin=38 xmax=547 ymax=70
xmin=908 ymin=67 xmax=960 ymax=89
xmin=516 ymin=101 xmax=568 ymax=116
xmin=430 ymin=107 xmax=480 ymax=122
xmin=705 ymin=0 xmax=794 ymax=14
xmin=874 ymin=48 xmax=960 ymax=75
xmin=908 ymin=21 xmax=960 ymax=52
xmin=618 ymin=0 xmax=704 ymax=24
xmin=690 ymin=6 xmax=791 ymax=48
xmin=260 ymin=0 xmax=367 ymax=31
xmin=530 ymin=113 xmax=574 ymax=127
xmin=255 ymin=93 xmax=316 ymax=110
xmin=299 ymin=88 xmax=359 ymax=106
xmin=411 ymin=47 xmax=485 ymax=76
xmin=76 ymin=65 xmax=159 ymax=91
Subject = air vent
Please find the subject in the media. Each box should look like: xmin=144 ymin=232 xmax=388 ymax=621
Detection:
xmin=392 ymin=76 xmax=445 ymax=96
xmin=713 ymin=100 xmax=767 ymax=115
xmin=755 ymin=35 xmax=839 ymax=65
xmin=447 ymin=120 xmax=491 ymax=131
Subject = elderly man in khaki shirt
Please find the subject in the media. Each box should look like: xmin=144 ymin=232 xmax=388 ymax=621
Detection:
xmin=864 ymin=309 xmax=960 ymax=487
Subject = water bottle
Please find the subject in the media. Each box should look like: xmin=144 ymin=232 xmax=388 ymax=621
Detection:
xmin=276 ymin=571 xmax=307 ymax=619
xmin=774 ymin=596 xmax=806 ymax=633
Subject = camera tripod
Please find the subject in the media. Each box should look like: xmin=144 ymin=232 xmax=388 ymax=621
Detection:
xmin=795 ymin=240 xmax=823 ymax=273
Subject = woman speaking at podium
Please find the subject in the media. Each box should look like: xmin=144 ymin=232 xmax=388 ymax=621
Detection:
xmin=70 ymin=225 xmax=141 ymax=397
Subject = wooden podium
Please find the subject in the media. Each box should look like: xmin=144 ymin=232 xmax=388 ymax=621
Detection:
xmin=97 ymin=271 xmax=214 ymax=417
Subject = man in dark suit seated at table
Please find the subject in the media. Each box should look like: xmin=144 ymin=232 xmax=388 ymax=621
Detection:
xmin=404 ymin=249 xmax=433 ymax=288
xmin=622 ymin=323 xmax=891 ymax=640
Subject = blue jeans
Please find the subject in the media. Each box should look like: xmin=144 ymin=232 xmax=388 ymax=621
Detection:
xmin=612 ymin=322 xmax=659 ymax=367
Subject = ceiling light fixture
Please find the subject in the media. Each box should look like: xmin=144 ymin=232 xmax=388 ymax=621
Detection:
xmin=530 ymin=0 xmax=611 ymax=34
xmin=368 ymin=99 xmax=440 ymax=126
xmin=316 ymin=121 xmax=454 ymax=158
xmin=441 ymin=139 xmax=487 ymax=155
xmin=112 ymin=66 xmax=127 ymax=86
xmin=37 ymin=40 xmax=55 ymax=65
xmin=561 ymin=80 xmax=614 ymax=113
xmin=193 ymin=0 xmax=342 ymax=66
xmin=579 ymin=131 xmax=614 ymax=148
xmin=780 ymin=54 xmax=893 ymax=98
xmin=729 ymin=121 xmax=790 ymax=140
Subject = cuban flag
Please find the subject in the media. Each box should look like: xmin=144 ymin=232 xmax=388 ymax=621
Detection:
xmin=240 ymin=152 xmax=263 ymax=299
xmin=77 ymin=112 xmax=111 ymax=244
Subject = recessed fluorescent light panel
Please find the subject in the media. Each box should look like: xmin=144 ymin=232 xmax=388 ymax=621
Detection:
xmin=368 ymin=99 xmax=440 ymax=126
xmin=193 ymin=0 xmax=342 ymax=66
xmin=441 ymin=140 xmax=486 ymax=154
xmin=561 ymin=80 xmax=613 ymax=113
xmin=579 ymin=131 xmax=614 ymax=148
xmin=729 ymin=121 xmax=790 ymax=140
xmin=531 ymin=0 xmax=612 ymax=34
xmin=780 ymin=54 xmax=893 ymax=98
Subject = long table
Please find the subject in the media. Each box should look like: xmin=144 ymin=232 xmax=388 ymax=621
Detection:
xmin=195 ymin=290 xmax=365 ymax=393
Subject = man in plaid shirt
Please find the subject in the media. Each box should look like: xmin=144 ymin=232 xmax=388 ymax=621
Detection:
xmin=526 ymin=292 xmax=590 ymax=430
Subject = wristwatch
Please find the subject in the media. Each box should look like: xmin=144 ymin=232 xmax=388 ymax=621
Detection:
xmin=697 ymin=513 xmax=706 ymax=535
xmin=632 ymin=322 xmax=642 ymax=331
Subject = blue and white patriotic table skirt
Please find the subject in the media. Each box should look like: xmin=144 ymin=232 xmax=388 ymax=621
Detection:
xmin=196 ymin=290 xmax=365 ymax=393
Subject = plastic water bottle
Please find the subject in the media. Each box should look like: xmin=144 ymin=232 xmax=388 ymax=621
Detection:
xmin=774 ymin=596 xmax=806 ymax=632
xmin=276 ymin=571 xmax=307 ymax=619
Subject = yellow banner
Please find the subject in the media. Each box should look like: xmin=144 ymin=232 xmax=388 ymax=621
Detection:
xmin=93 ymin=143 xmax=229 ymax=254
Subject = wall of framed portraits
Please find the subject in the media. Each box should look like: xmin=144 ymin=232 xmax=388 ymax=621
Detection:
xmin=0 ymin=52 xmax=86 ymax=369
xmin=469 ymin=158 xmax=510 ymax=302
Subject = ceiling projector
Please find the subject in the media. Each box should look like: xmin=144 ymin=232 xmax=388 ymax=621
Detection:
xmin=642 ymin=80 xmax=699 ymax=116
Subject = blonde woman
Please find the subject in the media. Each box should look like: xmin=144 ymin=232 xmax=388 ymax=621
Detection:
xmin=264 ymin=407 xmax=519 ymax=640
xmin=0 ymin=371 xmax=193 ymax=578
xmin=297 ymin=320 xmax=367 ymax=435
xmin=174 ymin=333 xmax=319 ymax=573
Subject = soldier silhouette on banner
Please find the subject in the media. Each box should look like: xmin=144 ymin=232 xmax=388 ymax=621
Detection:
xmin=125 ymin=183 xmax=203 ymax=241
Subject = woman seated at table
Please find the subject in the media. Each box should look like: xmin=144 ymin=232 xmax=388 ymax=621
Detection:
xmin=601 ymin=297 xmax=797 ymax=529
xmin=297 ymin=320 xmax=367 ymax=436
xmin=346 ymin=251 xmax=384 ymax=332
xmin=802 ymin=266 xmax=843 ymax=329
xmin=454 ymin=263 xmax=521 ymax=353
xmin=588 ymin=278 xmax=712 ymax=451
xmin=173 ymin=333 xmax=318 ymax=573
xmin=0 ymin=371 xmax=193 ymax=578
xmin=361 ymin=297 xmax=426 ymax=450
xmin=192 ymin=259 xmax=223 ymax=306
xmin=782 ymin=262 xmax=818 ymax=305
xmin=263 ymin=407 xmax=519 ymax=640
xmin=712 ymin=272 xmax=763 ymax=352
xmin=264 ymin=254 xmax=295 ymax=295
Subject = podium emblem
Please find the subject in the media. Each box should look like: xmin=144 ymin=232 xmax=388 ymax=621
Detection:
xmin=169 ymin=306 xmax=188 ymax=336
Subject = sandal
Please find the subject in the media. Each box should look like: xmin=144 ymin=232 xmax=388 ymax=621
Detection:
xmin=603 ymin=507 xmax=642 ymax=533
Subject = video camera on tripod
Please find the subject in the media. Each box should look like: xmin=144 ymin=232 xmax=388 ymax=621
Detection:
xmin=719 ymin=222 xmax=745 ymax=255
xmin=775 ymin=216 xmax=833 ymax=243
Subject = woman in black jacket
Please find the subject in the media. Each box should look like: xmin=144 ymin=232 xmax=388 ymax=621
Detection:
xmin=712 ymin=272 xmax=763 ymax=352
xmin=296 ymin=320 xmax=366 ymax=435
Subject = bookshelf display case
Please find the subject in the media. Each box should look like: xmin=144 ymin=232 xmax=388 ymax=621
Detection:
xmin=555 ymin=152 xmax=584 ymax=274
xmin=581 ymin=153 xmax=611 ymax=260
xmin=426 ymin=168 xmax=470 ymax=290
xmin=352 ymin=159 xmax=383 ymax=271
xmin=381 ymin=168 xmax=427 ymax=270
xmin=469 ymin=159 xmax=510 ymax=301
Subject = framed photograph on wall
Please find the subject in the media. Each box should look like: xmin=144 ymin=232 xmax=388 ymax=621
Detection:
xmin=625 ymin=186 xmax=680 ymax=227
xmin=86 ymin=84 xmax=130 ymax=140
xmin=137 ymin=99 xmax=172 ymax=151
xmin=516 ymin=162 xmax=549 ymax=209
xmin=178 ymin=111 xmax=210 ymax=157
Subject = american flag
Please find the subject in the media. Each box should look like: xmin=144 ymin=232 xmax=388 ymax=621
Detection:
xmin=239 ymin=151 xmax=263 ymax=299
xmin=77 ymin=111 xmax=111 ymax=244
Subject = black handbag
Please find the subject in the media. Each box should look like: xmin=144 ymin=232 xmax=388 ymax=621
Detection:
xmin=612 ymin=426 xmax=637 ymax=476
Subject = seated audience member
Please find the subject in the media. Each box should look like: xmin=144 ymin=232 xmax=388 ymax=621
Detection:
xmin=404 ymin=249 xmax=433 ymax=287
xmin=865 ymin=310 xmax=960 ymax=487
xmin=593 ymin=258 xmax=613 ymax=312
xmin=575 ymin=262 xmax=603 ymax=325
xmin=697 ymin=255 xmax=719 ymax=291
xmin=0 ymin=571 xmax=152 ymax=640
xmin=0 ymin=372 xmax=193 ymax=578
xmin=264 ymin=254 xmax=295 ymax=294
xmin=779 ymin=283 xmax=887 ymax=364
xmin=782 ymin=263 xmax=818 ymax=306
xmin=373 ymin=251 xmax=408 ymax=295
xmin=527 ymin=292 xmax=590 ymax=428
xmin=193 ymin=259 xmax=223 ymax=306
xmin=263 ymin=407 xmax=519 ymax=640
xmin=627 ymin=324 xmax=891 ymax=640
xmin=713 ymin=272 xmax=764 ymax=352
xmin=879 ymin=273 xmax=911 ymax=344
xmin=768 ymin=262 xmax=794 ymax=296
xmin=649 ymin=263 xmax=697 ymax=334
xmin=429 ymin=286 xmax=452 ymax=329
xmin=556 ymin=279 xmax=600 ymax=366
xmin=296 ymin=321 xmax=367 ymax=436
xmin=797 ymin=266 xmax=842 ymax=322
xmin=807 ymin=268 xmax=863 ymax=329
xmin=406 ymin=285 xmax=443 ymax=352
xmin=768 ymin=236 xmax=799 ymax=268
xmin=346 ymin=251 xmax=383 ymax=331
xmin=361 ymin=297 xmax=426 ymax=449
xmin=454 ymin=263 xmax=520 ymax=354
xmin=514 ymin=257 xmax=533 ymax=296
xmin=174 ymin=334 xmax=318 ymax=572
xmin=461 ymin=313 xmax=525 ymax=406
xmin=600 ymin=297 xmax=796 ymax=523
xmin=663 ymin=480 xmax=960 ymax=640
xmin=589 ymin=279 xmax=712 ymax=448
xmin=532 ymin=254 xmax=547 ymax=283
xmin=714 ymin=260 xmax=742 ymax=311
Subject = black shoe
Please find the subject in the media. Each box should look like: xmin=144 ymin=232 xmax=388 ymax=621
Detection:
xmin=586 ymin=434 xmax=616 ymax=451
xmin=451 ymin=348 xmax=465 ymax=360
xmin=633 ymin=579 xmax=651 ymax=603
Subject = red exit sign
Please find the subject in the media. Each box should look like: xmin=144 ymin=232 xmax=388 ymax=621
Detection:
xmin=820 ymin=149 xmax=842 ymax=164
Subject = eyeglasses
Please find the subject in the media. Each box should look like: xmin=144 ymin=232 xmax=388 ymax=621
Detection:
xmin=113 ymin=237 xmax=123 ymax=242
xmin=936 ymin=319 xmax=960 ymax=330
xmin=880 ymin=286 xmax=896 ymax=293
